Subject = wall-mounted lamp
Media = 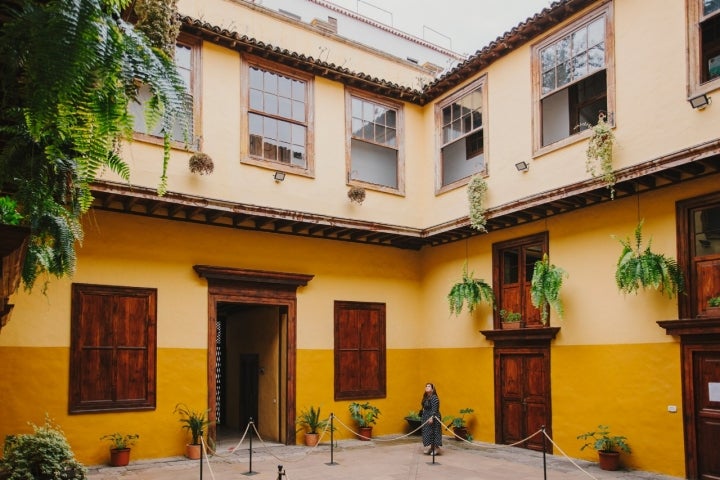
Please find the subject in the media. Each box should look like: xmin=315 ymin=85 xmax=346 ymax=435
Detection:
xmin=273 ymin=171 xmax=286 ymax=182
xmin=689 ymin=93 xmax=711 ymax=110
xmin=515 ymin=161 xmax=530 ymax=172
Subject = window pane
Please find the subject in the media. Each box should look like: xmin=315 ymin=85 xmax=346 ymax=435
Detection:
xmin=263 ymin=92 xmax=278 ymax=115
xmin=264 ymin=71 xmax=277 ymax=93
xmin=278 ymin=121 xmax=291 ymax=143
xmin=472 ymin=111 xmax=482 ymax=130
xmin=352 ymin=97 xmax=363 ymax=117
xmin=351 ymin=139 xmax=398 ymax=188
xmin=292 ymin=100 xmax=305 ymax=122
xmin=375 ymin=124 xmax=386 ymax=144
xmin=572 ymin=53 xmax=588 ymax=79
xmin=557 ymin=61 xmax=571 ymax=87
xmin=542 ymin=70 xmax=556 ymax=94
xmin=278 ymin=97 xmax=292 ymax=118
xmin=441 ymin=137 xmax=483 ymax=185
xmin=352 ymin=118 xmax=365 ymax=137
xmin=541 ymin=46 xmax=556 ymax=72
xmin=587 ymin=18 xmax=605 ymax=47
xmin=704 ymin=0 xmax=720 ymax=15
xmin=588 ymin=44 xmax=605 ymax=71
xmin=385 ymin=109 xmax=396 ymax=128
xmin=503 ymin=250 xmax=519 ymax=284
xmin=386 ymin=127 xmax=396 ymax=147
xmin=291 ymin=123 xmax=305 ymax=145
xmin=557 ymin=36 xmax=571 ymax=63
xmin=249 ymin=67 xmax=263 ymax=89
xmin=571 ymin=28 xmax=587 ymax=56
xmin=363 ymin=101 xmax=374 ymax=122
xmin=292 ymin=79 xmax=305 ymax=101
xmin=442 ymin=105 xmax=452 ymax=125
xmin=264 ymin=116 xmax=277 ymax=139
xmin=249 ymin=88 xmax=263 ymax=111
xmin=278 ymin=76 xmax=292 ymax=98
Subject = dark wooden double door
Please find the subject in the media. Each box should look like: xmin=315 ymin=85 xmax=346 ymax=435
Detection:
xmin=495 ymin=346 xmax=551 ymax=452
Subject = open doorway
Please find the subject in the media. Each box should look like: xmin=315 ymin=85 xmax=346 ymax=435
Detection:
xmin=215 ymin=303 xmax=287 ymax=443
xmin=194 ymin=265 xmax=314 ymax=446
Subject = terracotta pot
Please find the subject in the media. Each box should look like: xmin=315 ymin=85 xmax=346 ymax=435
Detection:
xmin=110 ymin=448 xmax=131 ymax=467
xmin=358 ymin=426 xmax=373 ymax=440
xmin=185 ymin=443 xmax=202 ymax=460
xmin=598 ymin=451 xmax=621 ymax=471
xmin=502 ymin=322 xmax=521 ymax=330
xmin=304 ymin=432 xmax=319 ymax=446
xmin=453 ymin=426 xmax=468 ymax=440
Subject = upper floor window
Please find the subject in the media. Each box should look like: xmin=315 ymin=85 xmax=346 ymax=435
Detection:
xmin=346 ymin=91 xmax=403 ymax=193
xmin=688 ymin=0 xmax=720 ymax=95
xmin=130 ymin=35 xmax=199 ymax=147
xmin=436 ymin=76 xmax=487 ymax=191
xmin=532 ymin=4 xmax=614 ymax=152
xmin=247 ymin=63 xmax=312 ymax=173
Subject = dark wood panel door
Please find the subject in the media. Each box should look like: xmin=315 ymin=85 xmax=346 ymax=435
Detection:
xmin=496 ymin=348 xmax=551 ymax=451
xmin=694 ymin=350 xmax=720 ymax=480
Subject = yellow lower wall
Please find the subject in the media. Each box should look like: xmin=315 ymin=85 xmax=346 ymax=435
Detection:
xmin=0 ymin=347 xmax=206 ymax=465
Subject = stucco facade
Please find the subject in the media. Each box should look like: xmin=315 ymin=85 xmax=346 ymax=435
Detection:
xmin=2 ymin=1 xmax=720 ymax=478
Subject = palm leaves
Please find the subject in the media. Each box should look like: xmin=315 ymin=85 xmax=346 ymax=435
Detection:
xmin=530 ymin=253 xmax=567 ymax=325
xmin=448 ymin=262 xmax=495 ymax=315
xmin=0 ymin=0 xmax=187 ymax=289
xmin=615 ymin=220 xmax=684 ymax=298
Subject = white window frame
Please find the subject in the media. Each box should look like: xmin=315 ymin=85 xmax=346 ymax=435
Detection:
xmin=345 ymin=88 xmax=404 ymax=195
xmin=241 ymin=58 xmax=315 ymax=178
xmin=131 ymin=33 xmax=201 ymax=150
xmin=687 ymin=0 xmax=720 ymax=97
xmin=531 ymin=2 xmax=615 ymax=156
xmin=435 ymin=75 xmax=488 ymax=194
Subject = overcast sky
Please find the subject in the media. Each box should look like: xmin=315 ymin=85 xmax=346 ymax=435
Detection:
xmin=325 ymin=0 xmax=554 ymax=55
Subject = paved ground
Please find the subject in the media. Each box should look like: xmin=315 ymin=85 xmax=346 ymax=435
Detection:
xmin=86 ymin=434 xmax=684 ymax=480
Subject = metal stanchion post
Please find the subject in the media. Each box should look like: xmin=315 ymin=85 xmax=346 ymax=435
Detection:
xmin=199 ymin=437 xmax=203 ymax=480
xmin=325 ymin=413 xmax=338 ymax=466
xmin=276 ymin=464 xmax=285 ymax=480
xmin=244 ymin=418 xmax=258 ymax=476
xmin=541 ymin=425 xmax=547 ymax=480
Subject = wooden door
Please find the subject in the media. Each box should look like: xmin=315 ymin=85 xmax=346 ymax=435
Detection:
xmin=692 ymin=348 xmax=720 ymax=480
xmin=496 ymin=347 xmax=551 ymax=451
xmin=239 ymin=354 xmax=259 ymax=430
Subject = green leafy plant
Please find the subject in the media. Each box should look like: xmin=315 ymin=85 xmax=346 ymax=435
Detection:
xmin=577 ymin=425 xmax=631 ymax=454
xmin=467 ymin=174 xmax=488 ymax=232
xmin=0 ymin=0 xmax=189 ymax=290
xmin=709 ymin=296 xmax=720 ymax=308
xmin=583 ymin=113 xmax=616 ymax=199
xmin=348 ymin=402 xmax=381 ymax=427
xmin=443 ymin=407 xmax=474 ymax=428
xmin=100 ymin=433 xmax=139 ymax=450
xmin=295 ymin=405 xmax=329 ymax=434
xmin=615 ymin=220 xmax=685 ymax=298
xmin=0 ymin=415 xmax=87 ymax=480
xmin=405 ymin=410 xmax=421 ymax=421
xmin=0 ymin=197 xmax=23 ymax=225
xmin=530 ymin=253 xmax=568 ymax=325
xmin=448 ymin=262 xmax=495 ymax=315
xmin=174 ymin=403 xmax=212 ymax=445
xmin=499 ymin=309 xmax=521 ymax=323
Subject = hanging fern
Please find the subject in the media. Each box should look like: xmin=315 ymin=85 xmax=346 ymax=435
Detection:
xmin=530 ymin=253 xmax=567 ymax=325
xmin=615 ymin=220 xmax=685 ymax=298
xmin=447 ymin=262 xmax=495 ymax=316
xmin=0 ymin=0 xmax=187 ymax=289
xmin=467 ymin=175 xmax=488 ymax=232
xmin=584 ymin=113 xmax=616 ymax=199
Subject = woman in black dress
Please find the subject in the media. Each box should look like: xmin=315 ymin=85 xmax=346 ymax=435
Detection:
xmin=420 ymin=382 xmax=442 ymax=454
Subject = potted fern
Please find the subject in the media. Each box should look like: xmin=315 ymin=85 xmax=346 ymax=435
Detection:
xmin=530 ymin=254 xmax=567 ymax=325
xmin=448 ymin=262 xmax=495 ymax=316
xmin=295 ymin=405 xmax=328 ymax=446
xmin=615 ymin=220 xmax=684 ymax=298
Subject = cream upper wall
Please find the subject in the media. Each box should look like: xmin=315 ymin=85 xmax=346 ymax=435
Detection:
xmin=108 ymin=0 xmax=720 ymax=232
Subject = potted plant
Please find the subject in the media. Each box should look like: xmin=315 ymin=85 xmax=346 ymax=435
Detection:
xmin=404 ymin=410 xmax=422 ymax=435
xmin=448 ymin=262 xmax=495 ymax=316
xmin=499 ymin=309 xmax=522 ymax=329
xmin=100 ymin=433 xmax=139 ymax=467
xmin=577 ymin=425 xmax=631 ymax=471
xmin=295 ymin=405 xmax=328 ymax=446
xmin=348 ymin=401 xmax=381 ymax=440
xmin=188 ymin=152 xmax=214 ymax=175
xmin=443 ymin=407 xmax=474 ymax=441
xmin=615 ymin=220 xmax=685 ymax=298
xmin=530 ymin=253 xmax=567 ymax=325
xmin=174 ymin=403 xmax=212 ymax=459
xmin=467 ymin=174 xmax=488 ymax=232
xmin=348 ymin=186 xmax=366 ymax=204
xmin=583 ymin=112 xmax=616 ymax=199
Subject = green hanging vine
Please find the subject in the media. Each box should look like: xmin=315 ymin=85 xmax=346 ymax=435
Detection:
xmin=467 ymin=175 xmax=488 ymax=232
xmin=584 ymin=113 xmax=616 ymax=199
xmin=614 ymin=220 xmax=685 ymax=298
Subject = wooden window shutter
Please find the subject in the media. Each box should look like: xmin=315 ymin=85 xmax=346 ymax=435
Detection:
xmin=334 ymin=301 xmax=386 ymax=400
xmin=70 ymin=284 xmax=156 ymax=413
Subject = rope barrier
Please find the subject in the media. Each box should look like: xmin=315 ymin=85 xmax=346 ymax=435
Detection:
xmin=187 ymin=415 xmax=605 ymax=480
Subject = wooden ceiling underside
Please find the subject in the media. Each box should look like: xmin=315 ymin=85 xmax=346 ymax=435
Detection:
xmin=91 ymin=153 xmax=720 ymax=251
